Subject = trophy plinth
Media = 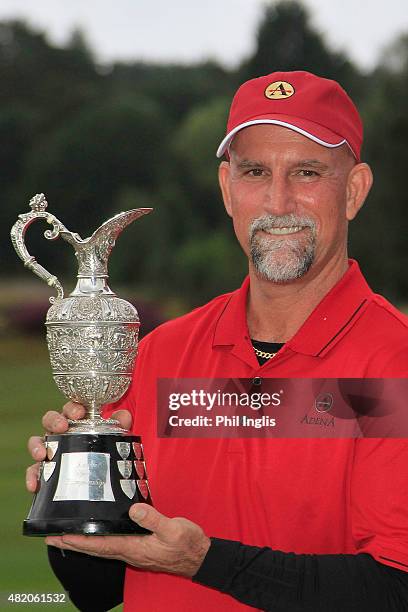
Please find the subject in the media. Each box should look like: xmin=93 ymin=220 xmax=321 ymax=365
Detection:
xmin=11 ymin=194 xmax=153 ymax=536
xmin=23 ymin=434 xmax=152 ymax=536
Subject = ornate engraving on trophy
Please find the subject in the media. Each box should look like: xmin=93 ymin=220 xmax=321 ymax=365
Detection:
xmin=10 ymin=194 xmax=152 ymax=435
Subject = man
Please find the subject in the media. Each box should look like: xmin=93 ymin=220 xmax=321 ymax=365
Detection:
xmin=27 ymin=71 xmax=408 ymax=610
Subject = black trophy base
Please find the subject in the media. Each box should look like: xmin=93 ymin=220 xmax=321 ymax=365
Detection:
xmin=23 ymin=517 xmax=150 ymax=537
xmin=24 ymin=433 xmax=153 ymax=537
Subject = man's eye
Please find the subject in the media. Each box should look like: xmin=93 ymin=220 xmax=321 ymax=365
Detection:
xmin=298 ymin=169 xmax=319 ymax=177
xmin=247 ymin=168 xmax=265 ymax=177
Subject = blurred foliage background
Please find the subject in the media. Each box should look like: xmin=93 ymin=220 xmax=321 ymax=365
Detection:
xmin=1 ymin=0 xmax=408 ymax=324
xmin=0 ymin=1 xmax=407 ymax=608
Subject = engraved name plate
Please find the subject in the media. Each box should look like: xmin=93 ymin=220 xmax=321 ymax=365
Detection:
xmin=54 ymin=452 xmax=115 ymax=502
xmin=120 ymin=479 xmax=136 ymax=499
xmin=116 ymin=442 xmax=131 ymax=459
xmin=46 ymin=441 xmax=59 ymax=460
xmin=43 ymin=462 xmax=57 ymax=482
xmin=132 ymin=442 xmax=143 ymax=460
xmin=117 ymin=460 xmax=132 ymax=479
xmin=134 ymin=460 xmax=145 ymax=479
xmin=137 ymin=479 xmax=150 ymax=500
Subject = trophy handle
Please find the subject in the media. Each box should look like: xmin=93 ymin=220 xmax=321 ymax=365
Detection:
xmin=10 ymin=194 xmax=73 ymax=302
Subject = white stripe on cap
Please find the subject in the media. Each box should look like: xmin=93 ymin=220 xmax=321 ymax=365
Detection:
xmin=216 ymin=119 xmax=348 ymax=158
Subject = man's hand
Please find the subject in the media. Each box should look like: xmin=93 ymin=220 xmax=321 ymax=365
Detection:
xmin=26 ymin=402 xmax=132 ymax=492
xmin=45 ymin=504 xmax=211 ymax=578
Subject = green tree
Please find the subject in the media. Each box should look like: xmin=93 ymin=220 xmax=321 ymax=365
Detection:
xmin=0 ymin=20 xmax=102 ymax=131
xmin=172 ymin=231 xmax=246 ymax=306
xmin=1 ymin=20 xmax=105 ymax=275
xmin=12 ymin=95 xmax=171 ymax=278
xmin=350 ymin=35 xmax=408 ymax=301
xmin=109 ymin=61 xmax=232 ymax=123
xmin=171 ymin=97 xmax=230 ymax=230
xmin=239 ymin=1 xmax=363 ymax=100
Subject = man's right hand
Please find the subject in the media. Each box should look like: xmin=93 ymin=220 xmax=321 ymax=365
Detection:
xmin=26 ymin=402 xmax=132 ymax=493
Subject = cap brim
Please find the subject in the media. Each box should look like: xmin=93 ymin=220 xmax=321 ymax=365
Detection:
xmin=216 ymin=115 xmax=349 ymax=158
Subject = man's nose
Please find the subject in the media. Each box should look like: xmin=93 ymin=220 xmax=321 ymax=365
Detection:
xmin=262 ymin=175 xmax=295 ymax=216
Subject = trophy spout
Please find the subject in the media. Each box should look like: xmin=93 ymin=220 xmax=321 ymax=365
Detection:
xmin=68 ymin=208 xmax=153 ymax=287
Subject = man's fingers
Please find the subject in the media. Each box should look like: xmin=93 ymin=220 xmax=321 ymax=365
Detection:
xmin=46 ymin=534 xmax=126 ymax=559
xmin=41 ymin=402 xmax=84 ymax=433
xmin=129 ymin=504 xmax=177 ymax=540
xmin=47 ymin=534 xmax=94 ymax=551
xmin=61 ymin=401 xmax=86 ymax=420
xmin=111 ymin=409 xmax=132 ymax=430
xmin=41 ymin=410 xmax=69 ymax=434
xmin=28 ymin=435 xmax=46 ymax=461
xmin=26 ymin=463 xmax=40 ymax=492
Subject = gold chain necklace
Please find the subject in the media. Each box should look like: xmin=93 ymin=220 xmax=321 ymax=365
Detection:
xmin=253 ymin=347 xmax=277 ymax=360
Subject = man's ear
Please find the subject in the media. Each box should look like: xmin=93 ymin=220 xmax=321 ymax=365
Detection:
xmin=346 ymin=163 xmax=373 ymax=221
xmin=218 ymin=161 xmax=233 ymax=217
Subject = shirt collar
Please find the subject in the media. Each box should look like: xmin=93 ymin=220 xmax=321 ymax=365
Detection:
xmin=213 ymin=260 xmax=373 ymax=358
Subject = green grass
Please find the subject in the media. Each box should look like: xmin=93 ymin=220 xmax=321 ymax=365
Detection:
xmin=0 ymin=337 xmax=122 ymax=611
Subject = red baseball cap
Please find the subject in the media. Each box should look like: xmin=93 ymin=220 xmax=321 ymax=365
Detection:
xmin=216 ymin=71 xmax=363 ymax=161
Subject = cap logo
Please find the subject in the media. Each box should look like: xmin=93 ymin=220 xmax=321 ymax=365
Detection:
xmin=264 ymin=81 xmax=295 ymax=100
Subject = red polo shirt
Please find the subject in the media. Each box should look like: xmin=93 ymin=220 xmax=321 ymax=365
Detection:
xmin=107 ymin=260 xmax=408 ymax=611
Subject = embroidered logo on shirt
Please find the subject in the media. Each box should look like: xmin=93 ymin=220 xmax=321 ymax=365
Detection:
xmin=315 ymin=392 xmax=334 ymax=413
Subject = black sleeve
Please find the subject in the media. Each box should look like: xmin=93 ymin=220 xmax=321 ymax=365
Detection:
xmin=48 ymin=546 xmax=125 ymax=612
xmin=193 ymin=538 xmax=408 ymax=611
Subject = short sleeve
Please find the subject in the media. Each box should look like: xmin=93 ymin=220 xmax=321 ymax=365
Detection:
xmin=351 ymin=438 xmax=408 ymax=573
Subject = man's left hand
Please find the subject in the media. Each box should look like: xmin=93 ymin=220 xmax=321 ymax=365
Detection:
xmin=46 ymin=504 xmax=211 ymax=578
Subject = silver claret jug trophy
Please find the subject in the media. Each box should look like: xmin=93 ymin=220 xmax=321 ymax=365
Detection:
xmin=11 ymin=194 xmax=153 ymax=536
